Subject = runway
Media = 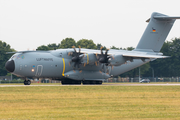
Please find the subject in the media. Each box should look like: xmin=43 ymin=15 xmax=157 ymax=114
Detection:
xmin=1 ymin=83 xmax=180 ymax=87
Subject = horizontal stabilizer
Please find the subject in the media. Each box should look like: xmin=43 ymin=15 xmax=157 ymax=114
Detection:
xmin=154 ymin=16 xmax=180 ymax=20
xmin=146 ymin=16 xmax=180 ymax=22
xmin=122 ymin=53 xmax=170 ymax=59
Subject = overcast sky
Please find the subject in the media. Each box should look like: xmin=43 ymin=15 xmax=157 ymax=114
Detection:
xmin=0 ymin=0 xmax=180 ymax=51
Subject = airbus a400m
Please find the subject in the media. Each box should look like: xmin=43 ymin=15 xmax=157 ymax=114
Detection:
xmin=5 ymin=12 xmax=180 ymax=85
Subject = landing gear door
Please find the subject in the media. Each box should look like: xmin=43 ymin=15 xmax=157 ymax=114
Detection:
xmin=36 ymin=65 xmax=43 ymax=77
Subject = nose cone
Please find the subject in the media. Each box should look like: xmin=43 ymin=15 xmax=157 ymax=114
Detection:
xmin=72 ymin=56 xmax=78 ymax=62
xmin=5 ymin=60 xmax=15 ymax=73
xmin=99 ymin=58 xmax=105 ymax=63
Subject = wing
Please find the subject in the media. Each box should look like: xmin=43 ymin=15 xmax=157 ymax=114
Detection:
xmin=80 ymin=48 xmax=169 ymax=66
xmin=6 ymin=50 xmax=50 ymax=54
xmin=81 ymin=48 xmax=169 ymax=59
xmin=122 ymin=53 xmax=170 ymax=59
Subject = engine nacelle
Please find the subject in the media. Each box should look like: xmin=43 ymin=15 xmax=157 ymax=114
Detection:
xmin=82 ymin=53 xmax=97 ymax=65
xmin=109 ymin=55 xmax=126 ymax=66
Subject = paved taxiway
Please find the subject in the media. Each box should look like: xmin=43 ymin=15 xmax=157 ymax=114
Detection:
xmin=1 ymin=83 xmax=180 ymax=87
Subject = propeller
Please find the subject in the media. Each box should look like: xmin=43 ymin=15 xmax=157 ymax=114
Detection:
xmin=99 ymin=48 xmax=110 ymax=64
xmin=98 ymin=48 xmax=111 ymax=64
xmin=97 ymin=47 xmax=110 ymax=72
xmin=97 ymin=47 xmax=115 ymax=73
xmin=69 ymin=46 xmax=84 ymax=70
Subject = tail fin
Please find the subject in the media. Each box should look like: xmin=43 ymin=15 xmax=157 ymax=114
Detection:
xmin=135 ymin=12 xmax=180 ymax=52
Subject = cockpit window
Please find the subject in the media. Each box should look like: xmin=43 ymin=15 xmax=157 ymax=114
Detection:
xmin=11 ymin=55 xmax=17 ymax=60
xmin=10 ymin=54 xmax=25 ymax=60
xmin=17 ymin=54 xmax=25 ymax=59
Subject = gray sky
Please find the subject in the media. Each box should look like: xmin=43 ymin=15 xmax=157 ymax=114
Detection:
xmin=0 ymin=0 xmax=180 ymax=51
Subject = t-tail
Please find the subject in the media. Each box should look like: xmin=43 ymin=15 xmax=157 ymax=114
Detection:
xmin=135 ymin=12 xmax=180 ymax=52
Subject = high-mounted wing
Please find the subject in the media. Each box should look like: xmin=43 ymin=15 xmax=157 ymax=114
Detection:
xmin=122 ymin=53 xmax=170 ymax=59
xmin=80 ymin=48 xmax=169 ymax=66
xmin=6 ymin=50 xmax=50 ymax=54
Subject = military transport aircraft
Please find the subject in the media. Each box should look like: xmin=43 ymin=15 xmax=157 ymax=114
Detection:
xmin=5 ymin=12 xmax=180 ymax=85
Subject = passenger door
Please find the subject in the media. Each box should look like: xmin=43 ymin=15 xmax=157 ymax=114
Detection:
xmin=36 ymin=65 xmax=43 ymax=77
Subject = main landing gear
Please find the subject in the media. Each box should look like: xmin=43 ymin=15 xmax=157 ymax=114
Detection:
xmin=24 ymin=80 xmax=31 ymax=85
xmin=61 ymin=80 xmax=102 ymax=85
xmin=61 ymin=80 xmax=81 ymax=85
xmin=82 ymin=80 xmax=102 ymax=85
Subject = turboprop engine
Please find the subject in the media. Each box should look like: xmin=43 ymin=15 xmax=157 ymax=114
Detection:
xmin=82 ymin=53 xmax=98 ymax=65
xmin=109 ymin=55 xmax=127 ymax=66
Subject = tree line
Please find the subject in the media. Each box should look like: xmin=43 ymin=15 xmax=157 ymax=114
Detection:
xmin=0 ymin=37 xmax=180 ymax=78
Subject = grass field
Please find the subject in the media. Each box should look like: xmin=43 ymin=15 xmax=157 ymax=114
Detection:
xmin=0 ymin=84 xmax=180 ymax=120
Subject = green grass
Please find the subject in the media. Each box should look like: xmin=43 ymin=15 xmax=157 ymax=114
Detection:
xmin=1 ymin=82 xmax=180 ymax=85
xmin=0 ymin=85 xmax=180 ymax=120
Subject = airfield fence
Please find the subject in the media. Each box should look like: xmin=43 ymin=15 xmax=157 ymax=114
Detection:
xmin=0 ymin=77 xmax=180 ymax=83
xmin=106 ymin=77 xmax=180 ymax=83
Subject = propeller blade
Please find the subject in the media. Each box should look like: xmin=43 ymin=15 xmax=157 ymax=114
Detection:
xmin=100 ymin=46 xmax=103 ymax=55
xmin=96 ymin=53 xmax=99 ymax=60
xmin=102 ymin=64 xmax=104 ymax=71
xmin=111 ymin=55 xmax=115 ymax=59
xmin=100 ymin=46 xmax=103 ymax=50
xmin=111 ymin=66 xmax=114 ymax=70
xmin=72 ymin=46 xmax=77 ymax=53
xmin=105 ymin=63 xmax=108 ymax=66
xmin=95 ymin=61 xmax=97 ymax=66
xmin=68 ymin=52 xmax=73 ymax=56
xmin=74 ymin=63 xmax=77 ymax=69
xmin=78 ymin=46 xmax=81 ymax=53
xmin=106 ymin=66 xmax=109 ymax=74
xmin=105 ymin=49 xmax=109 ymax=56
xmin=78 ymin=64 xmax=80 ymax=69
xmin=79 ymin=54 xmax=84 ymax=58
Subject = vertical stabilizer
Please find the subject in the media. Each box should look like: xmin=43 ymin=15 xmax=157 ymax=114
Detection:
xmin=135 ymin=12 xmax=180 ymax=52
